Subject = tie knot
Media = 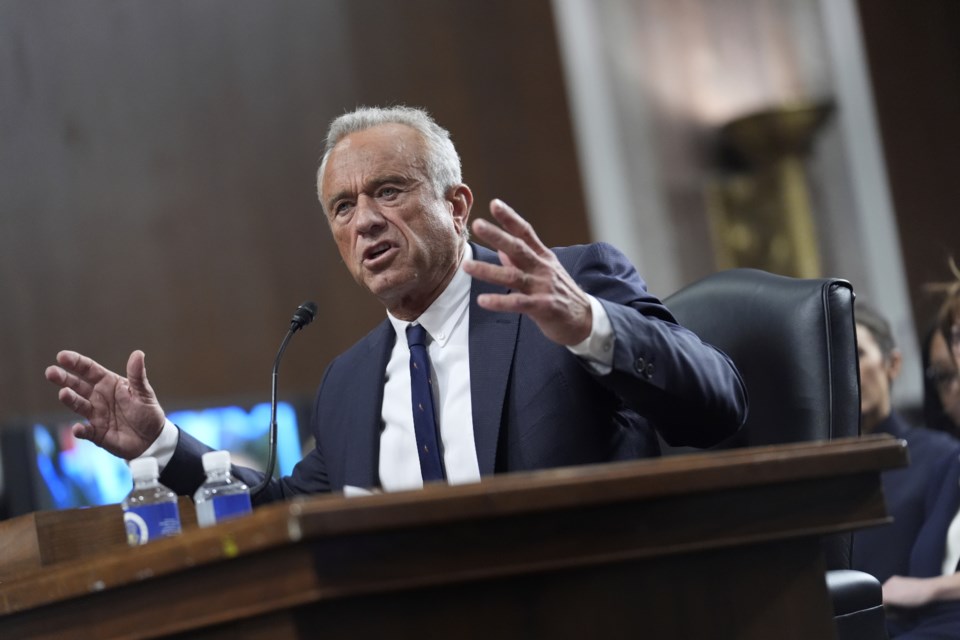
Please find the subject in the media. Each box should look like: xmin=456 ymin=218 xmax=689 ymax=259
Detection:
xmin=406 ymin=323 xmax=428 ymax=348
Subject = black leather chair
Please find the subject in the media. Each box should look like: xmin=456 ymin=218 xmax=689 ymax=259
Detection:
xmin=663 ymin=268 xmax=888 ymax=640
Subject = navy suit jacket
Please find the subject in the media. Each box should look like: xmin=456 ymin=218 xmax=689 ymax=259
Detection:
xmin=852 ymin=412 xmax=960 ymax=583
xmin=164 ymin=242 xmax=747 ymax=500
xmin=885 ymin=436 xmax=960 ymax=637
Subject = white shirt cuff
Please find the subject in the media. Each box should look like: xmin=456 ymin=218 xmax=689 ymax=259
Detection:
xmin=133 ymin=419 xmax=180 ymax=471
xmin=567 ymin=295 xmax=615 ymax=375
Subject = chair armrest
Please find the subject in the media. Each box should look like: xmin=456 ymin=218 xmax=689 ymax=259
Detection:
xmin=827 ymin=570 xmax=888 ymax=640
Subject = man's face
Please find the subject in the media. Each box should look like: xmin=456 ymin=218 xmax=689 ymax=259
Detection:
xmin=929 ymin=330 xmax=960 ymax=428
xmin=319 ymin=124 xmax=469 ymax=318
xmin=856 ymin=324 xmax=898 ymax=431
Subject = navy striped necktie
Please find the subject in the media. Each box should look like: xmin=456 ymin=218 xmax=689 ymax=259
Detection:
xmin=406 ymin=324 xmax=445 ymax=482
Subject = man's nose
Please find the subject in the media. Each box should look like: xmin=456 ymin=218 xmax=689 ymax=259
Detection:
xmin=355 ymin=194 xmax=386 ymax=234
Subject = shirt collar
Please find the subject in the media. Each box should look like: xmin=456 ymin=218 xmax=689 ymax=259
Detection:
xmin=387 ymin=243 xmax=472 ymax=348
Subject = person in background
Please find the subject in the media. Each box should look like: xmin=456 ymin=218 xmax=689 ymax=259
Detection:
xmin=882 ymin=270 xmax=960 ymax=638
xmin=923 ymin=323 xmax=960 ymax=438
xmin=851 ymin=303 xmax=960 ymax=587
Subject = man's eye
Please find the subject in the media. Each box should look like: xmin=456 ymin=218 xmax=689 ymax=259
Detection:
xmin=379 ymin=187 xmax=400 ymax=198
xmin=334 ymin=201 xmax=352 ymax=216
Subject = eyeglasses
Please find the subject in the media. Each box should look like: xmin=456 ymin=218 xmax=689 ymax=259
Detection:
xmin=927 ymin=365 xmax=960 ymax=391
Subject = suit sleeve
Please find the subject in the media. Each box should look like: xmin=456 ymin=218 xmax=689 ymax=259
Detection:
xmin=568 ymin=242 xmax=748 ymax=448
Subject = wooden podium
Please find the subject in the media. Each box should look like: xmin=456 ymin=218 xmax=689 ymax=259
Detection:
xmin=0 ymin=436 xmax=906 ymax=639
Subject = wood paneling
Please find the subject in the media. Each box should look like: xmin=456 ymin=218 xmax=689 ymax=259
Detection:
xmin=0 ymin=1 xmax=586 ymax=421
xmin=856 ymin=0 xmax=960 ymax=334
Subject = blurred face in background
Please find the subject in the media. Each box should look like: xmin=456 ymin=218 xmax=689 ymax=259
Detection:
xmin=929 ymin=330 xmax=960 ymax=428
xmin=857 ymin=323 xmax=901 ymax=433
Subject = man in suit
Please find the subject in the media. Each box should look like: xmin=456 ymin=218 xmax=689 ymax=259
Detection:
xmin=45 ymin=106 xmax=747 ymax=500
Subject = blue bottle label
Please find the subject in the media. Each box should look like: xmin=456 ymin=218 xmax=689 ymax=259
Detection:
xmin=212 ymin=493 xmax=252 ymax=522
xmin=124 ymin=503 xmax=181 ymax=545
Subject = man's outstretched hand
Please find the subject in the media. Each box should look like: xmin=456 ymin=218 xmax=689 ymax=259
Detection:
xmin=44 ymin=350 xmax=166 ymax=460
xmin=462 ymin=199 xmax=593 ymax=346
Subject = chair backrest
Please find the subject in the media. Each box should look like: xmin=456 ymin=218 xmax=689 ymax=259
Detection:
xmin=664 ymin=268 xmax=861 ymax=570
xmin=664 ymin=268 xmax=860 ymax=449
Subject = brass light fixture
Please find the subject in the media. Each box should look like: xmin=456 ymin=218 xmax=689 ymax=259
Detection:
xmin=707 ymin=102 xmax=834 ymax=278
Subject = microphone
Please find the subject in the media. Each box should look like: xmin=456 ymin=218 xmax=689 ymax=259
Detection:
xmin=250 ymin=301 xmax=318 ymax=498
xmin=290 ymin=301 xmax=318 ymax=333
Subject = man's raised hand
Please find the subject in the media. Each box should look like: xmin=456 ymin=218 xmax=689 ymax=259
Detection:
xmin=44 ymin=350 xmax=166 ymax=460
xmin=462 ymin=199 xmax=593 ymax=346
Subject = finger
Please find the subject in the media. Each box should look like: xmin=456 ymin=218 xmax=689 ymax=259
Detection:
xmin=497 ymin=250 xmax=514 ymax=269
xmin=471 ymin=218 xmax=539 ymax=269
xmin=71 ymin=421 xmax=95 ymax=442
xmin=56 ymin=350 xmax=108 ymax=384
xmin=489 ymin=199 xmax=549 ymax=255
xmin=45 ymin=365 xmax=95 ymax=399
xmin=44 ymin=364 xmax=67 ymax=386
xmin=476 ymin=292 xmax=539 ymax=313
xmin=58 ymin=387 xmax=94 ymax=419
xmin=126 ymin=350 xmax=152 ymax=396
xmin=463 ymin=259 xmax=533 ymax=292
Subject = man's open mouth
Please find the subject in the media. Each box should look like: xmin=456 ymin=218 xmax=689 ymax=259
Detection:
xmin=363 ymin=242 xmax=395 ymax=265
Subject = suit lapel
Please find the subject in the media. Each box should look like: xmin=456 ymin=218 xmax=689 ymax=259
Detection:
xmin=469 ymin=244 xmax=520 ymax=476
xmin=342 ymin=320 xmax=395 ymax=490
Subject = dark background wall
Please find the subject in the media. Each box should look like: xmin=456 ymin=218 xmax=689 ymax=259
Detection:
xmin=856 ymin=0 xmax=960 ymax=336
xmin=1 ymin=0 xmax=957 ymax=426
xmin=0 ymin=0 xmax=587 ymax=422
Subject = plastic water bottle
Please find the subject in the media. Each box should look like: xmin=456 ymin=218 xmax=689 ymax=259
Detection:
xmin=122 ymin=456 xmax=182 ymax=546
xmin=193 ymin=450 xmax=253 ymax=528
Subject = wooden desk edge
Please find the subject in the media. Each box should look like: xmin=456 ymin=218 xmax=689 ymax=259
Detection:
xmin=0 ymin=436 xmax=905 ymax=617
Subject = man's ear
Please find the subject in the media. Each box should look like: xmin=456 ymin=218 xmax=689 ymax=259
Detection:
xmin=448 ymin=184 xmax=473 ymax=234
xmin=887 ymin=348 xmax=903 ymax=382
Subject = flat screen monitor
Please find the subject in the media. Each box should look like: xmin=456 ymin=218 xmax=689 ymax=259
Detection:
xmin=8 ymin=401 xmax=304 ymax=514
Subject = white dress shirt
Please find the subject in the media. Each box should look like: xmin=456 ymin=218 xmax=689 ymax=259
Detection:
xmin=380 ymin=245 xmax=477 ymax=491
xmin=942 ymin=497 xmax=960 ymax=575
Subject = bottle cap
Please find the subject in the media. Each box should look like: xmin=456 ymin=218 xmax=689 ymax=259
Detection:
xmin=202 ymin=450 xmax=232 ymax=473
xmin=129 ymin=456 xmax=159 ymax=481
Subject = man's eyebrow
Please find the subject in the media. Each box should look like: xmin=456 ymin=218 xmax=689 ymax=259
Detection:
xmin=371 ymin=174 xmax=415 ymax=188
